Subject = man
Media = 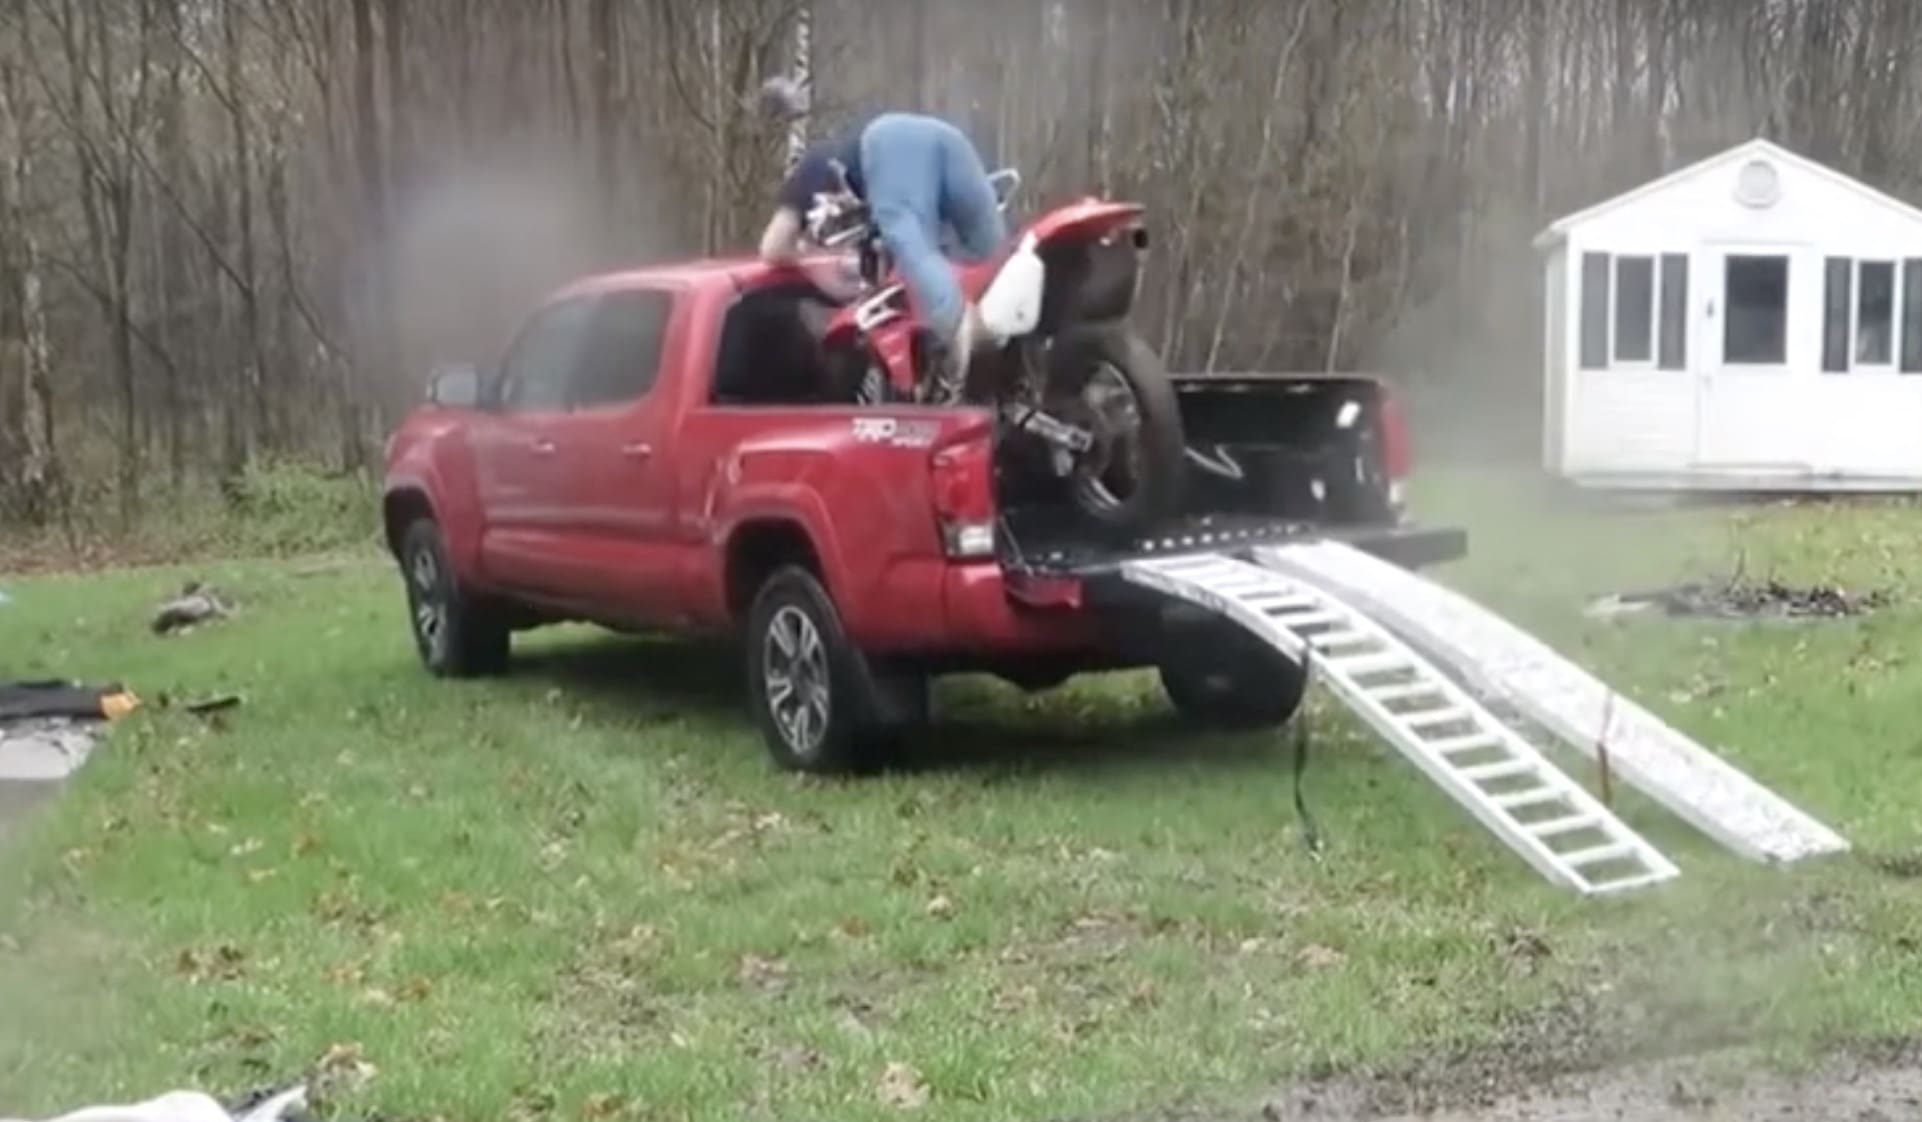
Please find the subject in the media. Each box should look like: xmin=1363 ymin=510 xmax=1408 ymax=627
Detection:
xmin=756 ymin=78 xmax=1006 ymax=403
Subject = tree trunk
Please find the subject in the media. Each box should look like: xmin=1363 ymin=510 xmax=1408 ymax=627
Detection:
xmin=1522 ymin=0 xmax=1546 ymax=217
xmin=591 ymin=0 xmax=622 ymax=217
xmin=0 ymin=59 xmax=58 ymax=524
xmin=223 ymin=0 xmax=265 ymax=478
xmin=346 ymin=0 xmax=383 ymax=471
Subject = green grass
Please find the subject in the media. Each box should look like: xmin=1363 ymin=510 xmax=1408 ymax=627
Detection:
xmin=1 ymin=460 xmax=381 ymax=576
xmin=4 ymin=469 xmax=1922 ymax=1121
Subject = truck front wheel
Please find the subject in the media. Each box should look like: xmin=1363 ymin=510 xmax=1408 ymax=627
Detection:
xmin=399 ymin=518 xmax=510 ymax=678
xmin=1157 ymin=627 xmax=1308 ymax=730
xmin=745 ymin=565 xmax=902 ymax=774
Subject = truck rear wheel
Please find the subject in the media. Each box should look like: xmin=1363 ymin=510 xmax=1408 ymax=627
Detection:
xmin=745 ymin=565 xmax=906 ymax=774
xmin=1158 ymin=626 xmax=1307 ymax=730
xmin=399 ymin=518 xmax=510 ymax=678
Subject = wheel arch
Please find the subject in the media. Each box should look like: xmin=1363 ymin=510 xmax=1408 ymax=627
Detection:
xmin=383 ymin=486 xmax=437 ymax=558
xmin=725 ymin=517 xmax=826 ymax=624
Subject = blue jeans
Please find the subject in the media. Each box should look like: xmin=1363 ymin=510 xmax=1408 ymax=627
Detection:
xmin=858 ymin=113 xmax=1006 ymax=343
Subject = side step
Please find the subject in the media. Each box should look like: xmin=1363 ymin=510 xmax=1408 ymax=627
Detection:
xmin=1122 ymin=554 xmax=1680 ymax=896
xmin=1256 ymin=541 xmax=1849 ymax=864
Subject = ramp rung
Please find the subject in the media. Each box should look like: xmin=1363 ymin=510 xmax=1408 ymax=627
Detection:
xmin=1369 ymin=682 xmax=1444 ymax=705
xmin=1491 ymin=786 xmax=1567 ymax=811
xmin=1527 ymin=814 xmax=1597 ymax=839
xmin=1329 ymin=652 xmax=1409 ymax=677
xmin=1403 ymin=706 xmax=1470 ymax=729
xmin=1307 ymin=630 xmax=1372 ymax=650
xmin=1459 ymin=759 xmax=1536 ymax=784
xmin=1427 ymin=732 xmax=1502 ymax=755
xmin=1273 ymin=609 xmax=1344 ymax=629
xmin=1562 ymin=842 xmax=1634 ymax=868
xmin=1246 ymin=593 xmax=1320 ymax=612
xmin=1116 ymin=552 xmax=1681 ymax=895
xmin=1586 ymin=870 xmax=1674 ymax=896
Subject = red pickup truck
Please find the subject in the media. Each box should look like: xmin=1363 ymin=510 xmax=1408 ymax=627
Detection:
xmin=381 ymin=254 xmax=1466 ymax=773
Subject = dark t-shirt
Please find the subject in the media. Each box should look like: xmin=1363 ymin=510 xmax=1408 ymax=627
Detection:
xmin=777 ymin=119 xmax=871 ymax=213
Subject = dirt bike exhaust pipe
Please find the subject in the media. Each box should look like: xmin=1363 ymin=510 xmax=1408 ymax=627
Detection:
xmin=1001 ymin=402 xmax=1096 ymax=455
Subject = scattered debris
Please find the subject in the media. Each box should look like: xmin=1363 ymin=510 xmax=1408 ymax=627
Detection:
xmin=737 ymin=953 xmax=790 ymax=995
xmin=0 ymin=679 xmax=141 ymax=722
xmin=876 ymin=1061 xmax=931 ymax=1110
xmin=1585 ymin=577 xmax=1888 ymax=621
xmin=152 ymin=580 xmax=236 ymax=636
xmin=311 ymin=1043 xmax=377 ymax=1097
xmin=1297 ymin=943 xmax=1347 ymax=970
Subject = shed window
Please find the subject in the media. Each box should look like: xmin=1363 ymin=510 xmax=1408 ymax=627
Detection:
xmin=1723 ymin=255 xmax=1788 ymax=365
xmin=1903 ymin=259 xmax=1922 ymax=374
xmin=1821 ymin=256 xmax=1918 ymax=374
xmin=1658 ymin=254 xmax=1688 ymax=370
xmin=1823 ymin=257 xmax=1852 ymax=373
xmin=1613 ymin=256 xmax=1654 ymax=362
xmin=1856 ymin=260 xmax=1896 ymax=366
xmin=1579 ymin=253 xmax=1609 ymax=369
xmin=1579 ymin=251 xmax=1688 ymax=371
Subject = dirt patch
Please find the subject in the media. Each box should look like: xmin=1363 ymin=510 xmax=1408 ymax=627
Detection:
xmin=1586 ymin=577 xmax=1889 ymax=621
xmin=1264 ymin=1044 xmax=1922 ymax=1121
xmin=1120 ymin=983 xmax=1920 ymax=1122
xmin=1122 ymin=1039 xmax=1922 ymax=1122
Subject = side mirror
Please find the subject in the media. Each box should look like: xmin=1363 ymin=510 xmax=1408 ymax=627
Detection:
xmin=426 ymin=362 xmax=481 ymax=408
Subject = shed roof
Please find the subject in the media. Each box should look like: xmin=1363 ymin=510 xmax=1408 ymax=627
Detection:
xmin=1532 ymin=137 xmax=1922 ymax=251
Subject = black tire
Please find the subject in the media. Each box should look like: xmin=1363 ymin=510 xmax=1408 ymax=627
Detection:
xmin=1047 ymin=324 xmax=1187 ymax=533
xmin=399 ymin=518 xmax=510 ymax=678
xmin=1158 ymin=626 xmax=1308 ymax=730
xmin=744 ymin=565 xmax=900 ymax=774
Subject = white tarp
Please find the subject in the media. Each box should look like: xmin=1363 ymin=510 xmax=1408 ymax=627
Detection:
xmin=3 ymin=1086 xmax=307 ymax=1122
xmin=0 ymin=719 xmax=101 ymax=783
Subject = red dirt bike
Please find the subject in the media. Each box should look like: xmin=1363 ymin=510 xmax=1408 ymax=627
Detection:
xmin=803 ymin=169 xmax=1187 ymax=533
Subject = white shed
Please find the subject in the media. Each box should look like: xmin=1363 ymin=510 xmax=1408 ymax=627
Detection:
xmin=1535 ymin=137 xmax=1922 ymax=490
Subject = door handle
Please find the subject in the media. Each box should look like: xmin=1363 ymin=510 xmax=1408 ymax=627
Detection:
xmin=621 ymin=441 xmax=654 ymax=460
xmin=530 ymin=438 xmax=557 ymax=455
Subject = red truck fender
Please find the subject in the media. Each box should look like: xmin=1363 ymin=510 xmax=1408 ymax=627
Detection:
xmin=382 ymin=422 xmax=485 ymax=583
xmin=703 ymin=444 xmax=852 ymax=620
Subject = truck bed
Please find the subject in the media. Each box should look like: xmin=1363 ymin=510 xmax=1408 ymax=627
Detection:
xmin=997 ymin=372 xmax=1466 ymax=577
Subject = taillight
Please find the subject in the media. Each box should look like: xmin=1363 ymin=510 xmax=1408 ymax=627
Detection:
xmin=929 ymin=432 xmax=997 ymax=559
xmin=1377 ymin=384 xmax=1412 ymax=513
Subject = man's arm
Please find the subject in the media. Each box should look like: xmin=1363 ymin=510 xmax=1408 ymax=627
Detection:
xmin=758 ymin=205 xmax=805 ymax=265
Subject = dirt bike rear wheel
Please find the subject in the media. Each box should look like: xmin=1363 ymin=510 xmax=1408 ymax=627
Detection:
xmin=1044 ymin=324 xmax=1186 ymax=533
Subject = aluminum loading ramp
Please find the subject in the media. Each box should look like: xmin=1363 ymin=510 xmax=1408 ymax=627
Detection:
xmin=1254 ymin=541 xmax=1849 ymax=866
xmin=1123 ymin=553 xmax=1680 ymax=895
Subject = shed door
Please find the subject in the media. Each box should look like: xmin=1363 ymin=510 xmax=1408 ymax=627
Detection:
xmin=1694 ymin=247 xmax=1807 ymax=469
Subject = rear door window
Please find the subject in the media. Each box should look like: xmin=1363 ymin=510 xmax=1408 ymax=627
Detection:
xmin=570 ymin=289 xmax=674 ymax=409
